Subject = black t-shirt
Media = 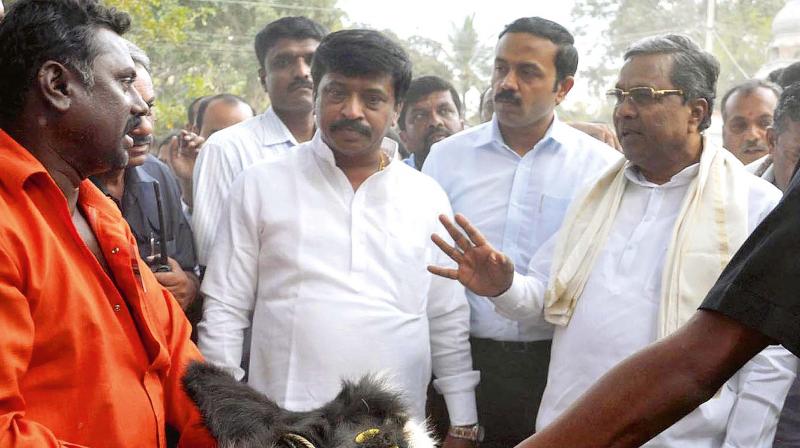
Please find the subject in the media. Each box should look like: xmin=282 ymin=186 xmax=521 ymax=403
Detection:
xmin=700 ymin=170 xmax=800 ymax=357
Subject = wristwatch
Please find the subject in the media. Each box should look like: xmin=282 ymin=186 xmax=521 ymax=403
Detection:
xmin=448 ymin=424 xmax=484 ymax=442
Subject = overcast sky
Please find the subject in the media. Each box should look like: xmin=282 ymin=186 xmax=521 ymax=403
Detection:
xmin=336 ymin=0 xmax=603 ymax=115
xmin=339 ymin=0 xmax=577 ymax=50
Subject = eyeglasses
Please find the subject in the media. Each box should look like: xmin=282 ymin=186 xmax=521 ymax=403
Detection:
xmin=606 ymin=87 xmax=684 ymax=106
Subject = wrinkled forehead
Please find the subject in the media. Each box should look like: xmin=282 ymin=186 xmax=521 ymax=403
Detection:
xmin=724 ymin=87 xmax=779 ymax=118
xmin=617 ymin=53 xmax=675 ymax=89
xmin=409 ymin=90 xmax=457 ymax=109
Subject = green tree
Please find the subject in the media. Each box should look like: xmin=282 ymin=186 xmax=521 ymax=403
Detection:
xmin=447 ymin=14 xmax=492 ymax=107
xmin=101 ymin=0 xmax=346 ymax=135
xmin=571 ymin=0 xmax=785 ymax=104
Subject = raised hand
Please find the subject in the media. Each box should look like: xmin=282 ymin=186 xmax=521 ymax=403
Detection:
xmin=169 ymin=130 xmax=205 ymax=182
xmin=428 ymin=213 xmax=515 ymax=297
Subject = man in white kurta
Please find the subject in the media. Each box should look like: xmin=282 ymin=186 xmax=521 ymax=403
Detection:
xmin=429 ymin=34 xmax=796 ymax=447
xmin=198 ymin=29 xmax=479 ymax=437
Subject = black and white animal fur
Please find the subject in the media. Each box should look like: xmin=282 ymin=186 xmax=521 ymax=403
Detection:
xmin=183 ymin=362 xmax=435 ymax=448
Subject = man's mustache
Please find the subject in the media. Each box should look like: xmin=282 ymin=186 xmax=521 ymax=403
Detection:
xmin=742 ymin=140 xmax=768 ymax=153
xmin=329 ymin=119 xmax=372 ymax=137
xmin=131 ymin=134 xmax=154 ymax=147
xmin=494 ymin=89 xmax=521 ymax=105
xmin=125 ymin=116 xmax=142 ymax=135
xmin=289 ymin=79 xmax=313 ymax=91
xmin=424 ymin=126 xmax=453 ymax=144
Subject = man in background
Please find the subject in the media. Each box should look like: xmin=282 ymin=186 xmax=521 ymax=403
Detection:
xmin=399 ymin=76 xmax=464 ymax=170
xmin=721 ymin=79 xmax=780 ymax=165
xmin=192 ymin=16 xmax=327 ymax=266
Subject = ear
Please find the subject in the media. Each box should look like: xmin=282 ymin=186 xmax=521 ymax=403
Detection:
xmin=767 ymin=126 xmax=777 ymax=156
xmin=182 ymin=361 xmax=282 ymax=445
xmin=687 ymin=98 xmax=709 ymax=133
xmin=38 ymin=61 xmax=78 ymax=113
xmin=392 ymin=101 xmax=403 ymax=128
xmin=258 ymin=67 xmax=268 ymax=92
xmin=554 ymin=76 xmax=575 ymax=106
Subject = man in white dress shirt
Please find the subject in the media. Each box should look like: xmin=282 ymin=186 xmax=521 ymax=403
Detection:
xmin=192 ymin=16 xmax=327 ymax=267
xmin=422 ymin=17 xmax=620 ymax=447
xmin=430 ymin=34 xmax=796 ymax=448
xmin=198 ymin=29 xmax=480 ymax=448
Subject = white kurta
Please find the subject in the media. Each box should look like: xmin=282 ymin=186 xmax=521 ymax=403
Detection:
xmin=198 ymin=131 xmax=479 ymax=424
xmin=192 ymin=107 xmax=298 ymax=265
xmin=494 ymin=163 xmax=797 ymax=447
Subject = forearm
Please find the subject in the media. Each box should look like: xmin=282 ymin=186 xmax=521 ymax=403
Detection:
xmin=428 ymin=279 xmax=479 ymax=425
xmin=196 ymin=297 xmax=251 ymax=380
xmin=178 ymin=177 xmax=193 ymax=209
xmin=518 ymin=311 xmax=771 ymax=448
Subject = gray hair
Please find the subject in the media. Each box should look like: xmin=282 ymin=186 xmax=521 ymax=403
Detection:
xmin=126 ymin=40 xmax=151 ymax=74
xmin=721 ymin=79 xmax=782 ymax=120
xmin=624 ymin=34 xmax=720 ymax=131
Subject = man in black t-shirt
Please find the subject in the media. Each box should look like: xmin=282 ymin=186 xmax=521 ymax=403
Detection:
xmin=512 ymin=84 xmax=800 ymax=448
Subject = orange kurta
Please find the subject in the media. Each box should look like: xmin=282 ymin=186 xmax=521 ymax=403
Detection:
xmin=0 ymin=129 xmax=215 ymax=448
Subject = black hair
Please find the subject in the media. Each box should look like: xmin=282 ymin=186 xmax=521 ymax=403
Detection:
xmin=778 ymin=62 xmax=800 ymax=89
xmin=398 ymin=76 xmax=462 ymax=130
xmin=499 ymin=17 xmax=578 ymax=86
xmin=311 ymin=29 xmax=412 ymax=103
xmin=720 ymin=79 xmax=782 ymax=120
xmin=773 ymin=82 xmax=800 ymax=135
xmin=254 ymin=16 xmax=327 ymax=70
xmin=768 ymin=67 xmax=784 ymax=85
xmin=187 ymin=95 xmax=210 ymax=128
xmin=0 ymin=0 xmax=131 ymax=123
xmin=196 ymin=93 xmax=255 ymax=131
xmin=624 ymin=34 xmax=720 ymax=131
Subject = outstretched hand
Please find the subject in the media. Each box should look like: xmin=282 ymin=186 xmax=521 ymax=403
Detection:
xmin=428 ymin=213 xmax=515 ymax=297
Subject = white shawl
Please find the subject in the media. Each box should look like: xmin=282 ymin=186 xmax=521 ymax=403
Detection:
xmin=543 ymin=139 xmax=749 ymax=338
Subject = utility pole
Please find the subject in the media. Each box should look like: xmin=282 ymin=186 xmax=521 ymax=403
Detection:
xmin=705 ymin=0 xmax=716 ymax=52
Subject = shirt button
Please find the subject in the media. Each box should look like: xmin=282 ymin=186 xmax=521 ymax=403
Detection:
xmin=111 ymin=247 xmax=120 ymax=254
xmin=113 ymin=304 xmax=121 ymax=312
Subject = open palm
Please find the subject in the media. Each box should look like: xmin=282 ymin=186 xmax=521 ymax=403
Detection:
xmin=428 ymin=214 xmax=515 ymax=297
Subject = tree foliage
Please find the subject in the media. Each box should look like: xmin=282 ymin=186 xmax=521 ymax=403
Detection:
xmin=571 ymin=0 xmax=785 ymax=101
xmin=446 ymin=14 xmax=492 ymax=106
xmin=102 ymin=0 xmax=346 ymax=135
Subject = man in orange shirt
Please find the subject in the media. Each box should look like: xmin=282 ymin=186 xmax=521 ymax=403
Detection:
xmin=0 ymin=0 xmax=215 ymax=446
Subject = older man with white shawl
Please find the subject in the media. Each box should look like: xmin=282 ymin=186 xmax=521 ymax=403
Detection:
xmin=429 ymin=34 xmax=796 ymax=447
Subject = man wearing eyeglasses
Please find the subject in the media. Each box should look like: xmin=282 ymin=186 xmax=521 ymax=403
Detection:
xmin=428 ymin=34 xmax=795 ymax=447
xmin=421 ymin=17 xmax=620 ymax=448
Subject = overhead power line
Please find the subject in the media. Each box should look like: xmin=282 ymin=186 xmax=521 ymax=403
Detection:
xmin=185 ymin=0 xmax=341 ymax=13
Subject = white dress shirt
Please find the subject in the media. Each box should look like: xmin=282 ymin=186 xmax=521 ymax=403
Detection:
xmin=198 ymin=131 xmax=479 ymax=425
xmin=423 ymin=115 xmax=621 ymax=341
xmin=192 ymin=107 xmax=298 ymax=265
xmin=494 ymin=163 xmax=797 ymax=447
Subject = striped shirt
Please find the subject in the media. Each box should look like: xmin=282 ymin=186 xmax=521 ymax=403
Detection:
xmin=192 ymin=107 xmax=297 ymax=265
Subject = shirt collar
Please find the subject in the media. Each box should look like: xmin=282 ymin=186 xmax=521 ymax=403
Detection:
xmin=474 ymin=111 xmax=565 ymax=151
xmin=624 ymin=161 xmax=700 ymax=188
xmin=259 ymin=106 xmax=299 ymax=147
xmin=310 ymin=129 xmax=399 ymax=170
xmin=0 ymin=128 xmax=50 ymax=189
xmin=89 ymin=163 xmax=157 ymax=198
